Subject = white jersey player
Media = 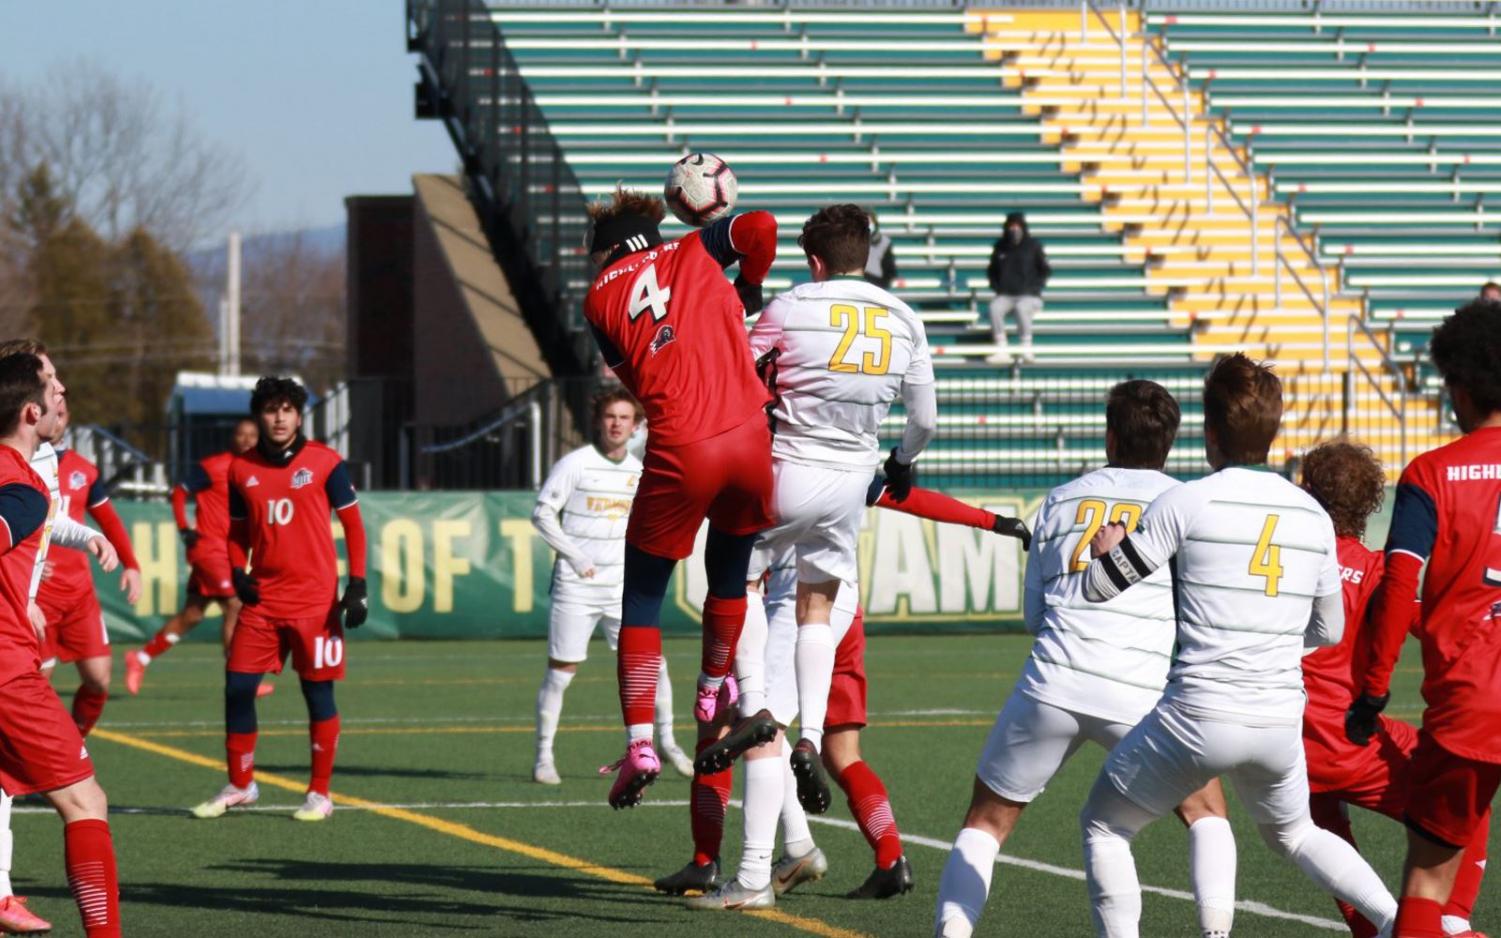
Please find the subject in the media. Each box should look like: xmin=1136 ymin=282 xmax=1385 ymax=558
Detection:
xmin=935 ymin=381 xmax=1236 ymax=938
xmin=1076 ymin=356 xmax=1396 ymax=938
xmin=530 ymin=388 xmax=691 ymax=784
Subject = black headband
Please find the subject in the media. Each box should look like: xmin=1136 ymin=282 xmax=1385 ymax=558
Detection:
xmin=590 ymin=214 xmax=663 ymax=259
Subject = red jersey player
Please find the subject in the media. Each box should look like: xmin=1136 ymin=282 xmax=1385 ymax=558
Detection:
xmin=190 ymin=376 xmax=368 ymax=823
xmin=583 ymin=188 xmax=778 ymax=808
xmin=36 ymin=397 xmax=143 ymax=738
xmin=1301 ymin=440 xmax=1488 ymax=938
xmin=125 ymin=417 xmax=260 ymax=695
xmin=1349 ymin=300 xmax=1501 ymax=938
xmin=0 ymin=351 xmax=120 ymax=937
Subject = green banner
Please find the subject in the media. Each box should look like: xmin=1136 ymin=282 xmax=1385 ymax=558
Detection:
xmin=91 ymin=487 xmax=1396 ymax=642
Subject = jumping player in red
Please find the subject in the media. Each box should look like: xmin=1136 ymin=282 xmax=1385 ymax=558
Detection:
xmin=1349 ymin=300 xmax=1501 ymax=938
xmin=191 ymin=376 xmax=368 ymax=822
xmin=126 ymin=417 xmax=260 ymax=695
xmin=1301 ymin=440 xmax=1488 ymax=938
xmin=0 ymin=351 xmax=121 ymax=937
xmin=584 ymin=188 xmax=779 ymax=808
xmin=37 ymin=396 xmax=143 ymax=737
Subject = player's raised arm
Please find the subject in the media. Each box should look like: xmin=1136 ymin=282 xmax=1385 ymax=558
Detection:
xmin=699 ymin=211 xmax=777 ymax=313
xmin=326 ymin=462 xmax=368 ymax=629
xmin=531 ymin=457 xmax=595 ymax=578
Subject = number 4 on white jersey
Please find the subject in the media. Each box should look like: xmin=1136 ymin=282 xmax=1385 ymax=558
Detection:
xmin=628 ymin=265 xmax=671 ymax=322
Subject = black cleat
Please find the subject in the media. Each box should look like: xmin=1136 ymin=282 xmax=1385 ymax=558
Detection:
xmin=654 ymin=858 xmax=721 ymax=895
xmin=788 ymin=739 xmax=832 ymax=814
xmin=846 ymin=855 xmax=914 ymax=899
xmin=693 ymin=709 xmax=779 ymax=775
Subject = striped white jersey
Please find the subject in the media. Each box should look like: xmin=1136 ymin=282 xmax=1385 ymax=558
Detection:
xmin=748 ymin=277 xmax=934 ymax=471
xmin=1018 ymin=467 xmax=1180 ymax=724
xmin=1123 ymin=466 xmax=1342 ymax=726
xmin=532 ymin=445 xmax=642 ymax=607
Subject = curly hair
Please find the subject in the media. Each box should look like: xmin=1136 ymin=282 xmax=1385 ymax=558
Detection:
xmin=1301 ymin=439 xmax=1386 ymax=538
xmin=249 ymin=375 xmax=309 ymax=415
xmin=587 ymin=187 xmax=666 ymax=226
xmin=1431 ymin=300 xmax=1501 ymax=420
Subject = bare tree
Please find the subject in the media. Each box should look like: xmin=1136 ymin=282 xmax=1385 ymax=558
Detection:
xmin=237 ymin=230 xmax=347 ymax=393
xmin=7 ymin=61 xmax=253 ymax=251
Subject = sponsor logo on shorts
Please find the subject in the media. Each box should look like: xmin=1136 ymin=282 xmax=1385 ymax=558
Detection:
xmin=79 ymin=745 xmax=89 ymax=760
xmin=291 ymin=468 xmax=314 ymax=489
xmin=68 ymin=470 xmax=86 ymax=491
xmin=649 ymin=323 xmax=676 ymax=356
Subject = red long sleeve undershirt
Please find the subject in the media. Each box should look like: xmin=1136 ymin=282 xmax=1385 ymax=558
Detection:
xmin=877 ymin=485 xmax=996 ymax=532
xmin=729 ymin=211 xmax=777 ymax=285
xmin=227 ymin=517 xmax=249 ymax=571
xmin=336 ymin=502 xmax=367 ymax=580
xmin=1362 ymin=550 xmax=1424 ymax=698
xmin=170 ymin=484 xmax=191 ymax=530
xmin=87 ymin=501 xmax=140 ymax=571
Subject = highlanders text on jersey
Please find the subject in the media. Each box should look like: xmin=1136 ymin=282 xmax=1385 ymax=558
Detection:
xmin=1106 ymin=467 xmax=1341 ymax=725
xmin=533 ymin=445 xmax=642 ymax=605
xmin=1019 ymin=467 xmax=1180 ymax=724
xmin=748 ymin=278 xmax=934 ymax=470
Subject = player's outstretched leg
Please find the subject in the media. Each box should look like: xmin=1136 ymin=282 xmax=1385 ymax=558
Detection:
xmin=0 ymin=789 xmax=50 ymax=933
xmin=655 ymin=656 xmax=694 ymax=777
xmin=605 ymin=546 xmax=675 ymax=808
xmin=656 ymin=718 xmax=732 ymax=895
xmin=1309 ymin=793 xmax=1379 ymax=937
xmin=772 ymin=739 xmax=827 ymax=896
xmin=1079 ymin=773 xmax=1158 ymax=938
xmin=296 ymin=679 xmax=339 ymax=821
xmin=1177 ymin=781 xmax=1237 ymax=938
xmin=193 ymin=670 xmax=263 ymax=819
xmin=126 ymin=598 xmax=209 ymax=695
xmin=687 ymin=738 xmax=782 ymax=912
xmin=1259 ymin=816 xmax=1396 ymax=935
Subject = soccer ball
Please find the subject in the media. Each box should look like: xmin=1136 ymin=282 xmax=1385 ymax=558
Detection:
xmin=664 ymin=153 xmax=738 ymax=227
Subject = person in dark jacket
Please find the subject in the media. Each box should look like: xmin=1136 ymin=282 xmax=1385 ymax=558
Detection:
xmin=986 ymin=212 xmax=1050 ymax=365
xmin=864 ymin=210 xmax=898 ymax=290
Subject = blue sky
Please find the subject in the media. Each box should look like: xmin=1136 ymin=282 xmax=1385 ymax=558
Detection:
xmin=1 ymin=1 xmax=456 ymax=241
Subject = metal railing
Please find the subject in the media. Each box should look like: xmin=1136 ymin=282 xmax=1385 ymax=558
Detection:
xmin=1273 ymin=215 xmax=1333 ymax=370
xmin=68 ymin=426 xmax=170 ymax=499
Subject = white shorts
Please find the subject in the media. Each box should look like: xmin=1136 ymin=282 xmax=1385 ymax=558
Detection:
xmin=977 ymin=689 xmax=1135 ymax=803
xmin=546 ymin=597 xmax=620 ymax=664
xmin=1104 ymin=700 xmax=1308 ymax=827
xmin=748 ymin=460 xmax=867 ymax=586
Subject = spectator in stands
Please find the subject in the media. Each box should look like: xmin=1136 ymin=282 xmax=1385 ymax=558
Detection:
xmin=1479 ymin=281 xmax=1500 ymax=303
xmin=986 ymin=212 xmax=1050 ymax=366
xmin=864 ymin=210 xmax=897 ymax=291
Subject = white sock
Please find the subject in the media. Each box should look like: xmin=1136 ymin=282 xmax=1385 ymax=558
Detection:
xmin=534 ymin=668 xmax=573 ymax=760
xmin=830 ymin=579 xmax=858 ymax=648
xmin=935 ymin=827 xmax=999 ymax=938
xmin=1444 ymin=915 xmax=1473 ymax=935
xmin=0 ymin=790 xmax=12 ymax=898
xmin=779 ymin=738 xmax=814 ymax=858
xmin=1081 ymin=779 xmax=1155 ymax=938
xmin=739 ymin=755 xmax=783 ymax=890
xmin=654 ymin=657 xmax=677 ymax=747
xmin=699 ymin=671 xmax=725 ymax=692
xmin=734 ymin=594 xmax=769 ymax=717
xmin=1188 ymin=816 xmax=1236 ymax=937
xmin=1276 ymin=822 xmax=1396 ymax=931
xmin=626 ymin=723 xmax=653 ymax=742
xmin=794 ymin=622 xmax=835 ymax=749
xmin=134 ymin=649 xmax=152 ymax=666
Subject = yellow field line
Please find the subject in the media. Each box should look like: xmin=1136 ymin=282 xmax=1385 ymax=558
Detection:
xmin=89 ymin=728 xmax=871 ymax=938
xmin=122 ymin=718 xmax=997 ymax=739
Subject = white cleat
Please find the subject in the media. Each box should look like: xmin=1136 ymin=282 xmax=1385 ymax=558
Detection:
xmin=772 ymin=847 xmax=829 ymax=896
xmin=293 ymin=791 xmax=334 ymax=822
xmin=533 ymin=759 xmax=562 ymax=786
xmin=685 ymin=878 xmax=775 ymax=911
xmin=191 ymin=782 xmax=259 ymax=819
xmin=662 ymin=743 xmax=695 ymax=778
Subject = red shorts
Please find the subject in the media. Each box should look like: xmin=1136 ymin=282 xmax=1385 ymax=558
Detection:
xmin=1308 ymin=714 xmax=1418 ymax=819
xmin=1405 ymin=730 xmax=1501 ymax=848
xmin=628 ymin=414 xmax=774 ymax=560
xmin=188 ymin=548 xmax=236 ymax=599
xmin=228 ymin=606 xmax=347 ymax=681
xmin=0 ymin=670 xmax=94 ymax=795
xmin=826 ymin=611 xmax=867 ymax=730
xmin=37 ymin=588 xmax=109 ymax=664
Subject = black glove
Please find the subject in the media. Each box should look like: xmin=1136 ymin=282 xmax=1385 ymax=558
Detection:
xmin=882 ymin=448 xmax=914 ymax=503
xmin=341 ymin=577 xmax=368 ymax=629
xmin=993 ymin=515 xmax=1033 ymax=552
xmin=735 ymin=275 xmax=764 ymax=315
xmin=1345 ymin=692 xmax=1389 ymax=746
xmin=179 ymin=528 xmax=200 ymax=550
xmin=231 ymin=569 xmax=260 ymax=606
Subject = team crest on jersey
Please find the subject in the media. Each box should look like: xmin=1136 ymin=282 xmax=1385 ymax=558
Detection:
xmin=68 ymin=470 xmax=86 ymax=491
xmin=291 ymin=468 xmax=314 ymax=489
xmin=649 ymin=323 xmax=676 ymax=356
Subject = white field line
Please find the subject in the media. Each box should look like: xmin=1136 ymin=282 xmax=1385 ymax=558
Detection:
xmin=51 ymin=795 xmax=1341 ymax=931
xmin=98 ymin=708 xmax=1001 ymax=730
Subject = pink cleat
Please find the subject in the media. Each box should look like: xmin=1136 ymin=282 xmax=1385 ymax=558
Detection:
xmin=600 ymin=738 xmax=661 ymax=809
xmin=694 ymin=675 xmax=739 ymax=724
xmin=0 ymin=895 xmax=52 ymax=933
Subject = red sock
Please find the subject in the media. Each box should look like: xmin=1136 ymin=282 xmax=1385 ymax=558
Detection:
xmin=142 ymin=627 xmax=177 ymax=660
xmin=1444 ymin=811 xmax=1489 ymax=922
xmin=837 ymin=760 xmax=903 ymax=869
xmin=1394 ymin=897 xmax=1445 ymax=938
xmin=64 ymin=819 xmax=120 ymax=938
xmin=690 ymin=736 xmax=732 ymax=866
xmin=1308 ymin=794 xmax=1378 ymax=937
xmin=616 ymin=626 xmax=661 ymax=727
xmin=71 ymin=686 xmax=108 ymax=737
xmin=226 ymin=731 xmax=257 ymax=789
xmin=700 ymin=595 xmax=745 ymax=679
xmin=309 ymin=715 xmax=341 ymax=796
